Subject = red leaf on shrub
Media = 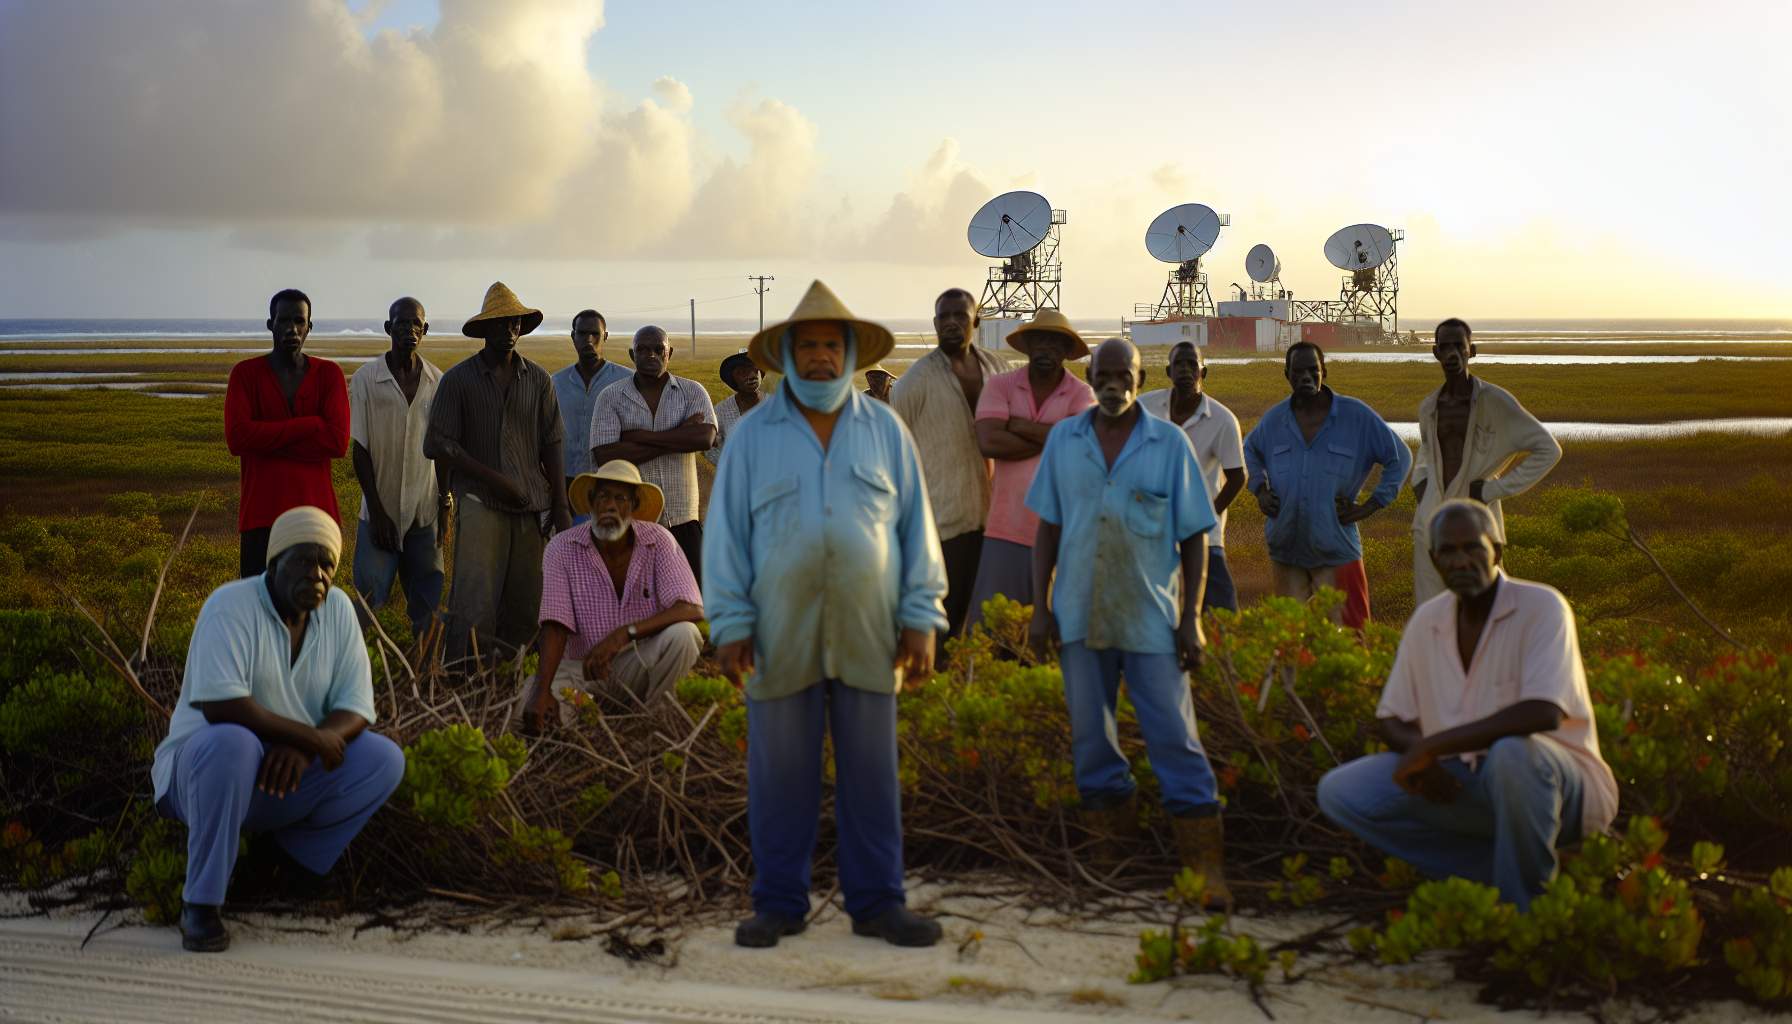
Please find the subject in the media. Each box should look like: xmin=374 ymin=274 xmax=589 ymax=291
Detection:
xmin=1293 ymin=724 xmax=1312 ymax=742
xmin=1641 ymin=852 xmax=1664 ymax=871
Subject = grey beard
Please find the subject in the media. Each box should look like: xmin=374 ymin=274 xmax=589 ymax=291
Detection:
xmin=590 ymin=519 xmax=629 ymax=543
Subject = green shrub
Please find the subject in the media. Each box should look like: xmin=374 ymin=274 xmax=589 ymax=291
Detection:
xmin=397 ymin=725 xmax=527 ymax=829
xmin=125 ymin=816 xmax=187 ymax=924
xmin=0 ymin=670 xmax=139 ymax=757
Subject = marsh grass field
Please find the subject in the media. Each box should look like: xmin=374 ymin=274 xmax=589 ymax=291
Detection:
xmin=1 ymin=331 xmax=1788 ymax=648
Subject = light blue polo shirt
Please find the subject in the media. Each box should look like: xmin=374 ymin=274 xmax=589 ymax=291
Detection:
xmin=152 ymin=577 xmax=376 ymax=801
xmin=1026 ymin=408 xmax=1216 ymax=653
xmin=551 ymin=359 xmax=634 ymax=478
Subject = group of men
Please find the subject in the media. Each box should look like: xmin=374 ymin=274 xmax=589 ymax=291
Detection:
xmin=162 ymin=279 xmax=1613 ymax=958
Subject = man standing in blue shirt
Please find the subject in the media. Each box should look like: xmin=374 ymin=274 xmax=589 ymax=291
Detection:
xmin=1025 ymin=338 xmax=1230 ymax=909
xmin=551 ymin=309 xmax=633 ymax=524
xmin=703 ymin=281 xmax=948 ymax=950
xmin=1243 ymin=342 xmax=1411 ymax=623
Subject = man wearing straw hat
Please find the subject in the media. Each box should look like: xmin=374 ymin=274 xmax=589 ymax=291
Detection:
xmin=862 ymin=364 xmax=896 ymax=403
xmin=704 ymin=280 xmax=948 ymax=949
xmin=966 ymin=308 xmax=1095 ymax=630
xmin=705 ymin=349 xmax=763 ymax=466
xmin=424 ymin=282 xmax=573 ymax=662
xmin=520 ymin=460 xmax=705 ymax=731
xmin=152 ymin=507 xmax=405 ymax=952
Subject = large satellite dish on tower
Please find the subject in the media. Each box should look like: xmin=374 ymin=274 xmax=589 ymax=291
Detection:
xmin=1145 ymin=204 xmax=1223 ymax=264
xmin=1324 ymin=224 xmax=1397 ymax=271
xmin=968 ymin=191 xmax=1054 ymax=259
xmin=1246 ymin=243 xmax=1281 ymax=284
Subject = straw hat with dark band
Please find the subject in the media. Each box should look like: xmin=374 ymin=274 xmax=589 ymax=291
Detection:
xmin=746 ymin=280 xmax=894 ymax=374
xmin=568 ymin=459 xmax=665 ymax=522
xmin=1006 ymin=308 xmax=1089 ymax=359
xmin=462 ymin=281 xmax=544 ymax=338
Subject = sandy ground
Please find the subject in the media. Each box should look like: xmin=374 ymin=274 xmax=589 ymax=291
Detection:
xmin=4 ymin=884 xmax=1782 ymax=1024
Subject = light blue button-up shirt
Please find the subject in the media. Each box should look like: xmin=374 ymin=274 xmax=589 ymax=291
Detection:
xmin=551 ymin=359 xmax=633 ymax=478
xmin=701 ymin=386 xmax=948 ymax=701
xmin=1242 ymin=387 xmax=1413 ymax=569
xmin=1026 ymin=408 xmax=1216 ymax=654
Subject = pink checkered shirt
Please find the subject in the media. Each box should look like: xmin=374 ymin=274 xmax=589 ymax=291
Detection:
xmin=538 ymin=520 xmax=702 ymax=659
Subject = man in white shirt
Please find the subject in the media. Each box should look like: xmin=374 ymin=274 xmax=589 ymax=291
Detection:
xmin=1139 ymin=341 xmax=1247 ymax=611
xmin=152 ymin=507 xmax=404 ymax=952
xmin=1317 ymin=499 xmax=1618 ymax=910
xmin=349 ymin=296 xmax=448 ymax=638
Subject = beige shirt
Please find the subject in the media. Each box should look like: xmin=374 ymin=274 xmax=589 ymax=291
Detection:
xmin=1376 ymin=574 xmax=1618 ymax=837
xmin=349 ymin=354 xmax=442 ymax=531
xmin=1411 ymin=377 xmax=1561 ymax=540
xmin=890 ymin=346 xmax=1010 ymax=541
xmin=1139 ymin=390 xmax=1245 ymax=548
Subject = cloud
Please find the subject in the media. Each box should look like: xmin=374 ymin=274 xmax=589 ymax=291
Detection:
xmin=850 ymin=140 xmax=992 ymax=262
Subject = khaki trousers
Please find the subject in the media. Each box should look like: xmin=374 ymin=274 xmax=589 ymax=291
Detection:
xmin=1270 ymin=560 xmax=1346 ymax=625
xmin=524 ymin=621 xmax=704 ymax=725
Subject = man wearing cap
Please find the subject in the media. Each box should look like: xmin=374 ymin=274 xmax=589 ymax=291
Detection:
xmin=552 ymin=309 xmax=634 ymax=523
xmin=424 ymin=282 xmax=572 ymax=662
xmin=1139 ymin=341 xmax=1247 ymax=612
xmin=863 ymin=365 xmax=896 ymax=403
xmin=705 ymin=350 xmax=763 ymax=466
xmin=152 ymin=507 xmax=405 ymax=953
xmin=967 ymin=309 xmax=1095 ymax=630
xmin=1027 ymin=338 xmax=1230 ymax=907
xmin=589 ymin=325 xmax=717 ymax=581
xmin=225 ymin=288 xmax=351 ymax=577
xmin=704 ymin=280 xmax=948 ymax=950
xmin=890 ymin=288 xmax=1006 ymax=648
xmin=521 ymin=460 xmax=705 ymax=731
xmin=349 ymin=296 xmax=448 ymax=639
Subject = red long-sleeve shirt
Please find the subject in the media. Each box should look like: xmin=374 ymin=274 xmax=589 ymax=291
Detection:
xmin=223 ymin=355 xmax=350 ymax=531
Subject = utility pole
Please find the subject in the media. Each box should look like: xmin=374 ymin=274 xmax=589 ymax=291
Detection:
xmin=689 ymin=298 xmax=696 ymax=355
xmin=748 ymin=275 xmax=775 ymax=331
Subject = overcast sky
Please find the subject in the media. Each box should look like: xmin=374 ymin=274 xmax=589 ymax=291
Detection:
xmin=1 ymin=0 xmax=1786 ymax=321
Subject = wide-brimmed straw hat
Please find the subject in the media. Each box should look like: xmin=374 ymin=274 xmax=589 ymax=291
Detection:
xmin=719 ymin=350 xmax=758 ymax=389
xmin=462 ymin=282 xmax=544 ymax=338
xmin=746 ymin=280 xmax=894 ymax=374
xmin=1006 ymin=308 xmax=1089 ymax=359
xmin=865 ymin=364 xmax=896 ymax=380
xmin=568 ymin=460 xmax=665 ymax=522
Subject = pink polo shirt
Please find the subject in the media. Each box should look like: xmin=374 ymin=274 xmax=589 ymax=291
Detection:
xmin=1376 ymin=574 xmax=1618 ymax=836
xmin=538 ymin=520 xmax=703 ymax=660
xmin=976 ymin=368 xmax=1096 ymax=546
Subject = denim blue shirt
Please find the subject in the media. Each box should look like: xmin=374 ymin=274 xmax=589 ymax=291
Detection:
xmin=1026 ymin=408 xmax=1216 ymax=654
xmin=551 ymin=359 xmax=633 ymax=477
xmin=1242 ymin=387 xmax=1412 ymax=569
xmin=701 ymin=386 xmax=948 ymax=700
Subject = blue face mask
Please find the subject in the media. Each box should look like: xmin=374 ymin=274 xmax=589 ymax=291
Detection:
xmin=780 ymin=328 xmax=857 ymax=414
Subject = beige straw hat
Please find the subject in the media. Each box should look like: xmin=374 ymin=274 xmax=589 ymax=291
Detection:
xmin=461 ymin=282 xmax=544 ymax=338
xmin=746 ymin=280 xmax=895 ymax=374
xmin=865 ymin=364 xmax=896 ymax=380
xmin=568 ymin=460 xmax=665 ymax=522
xmin=1006 ymin=308 xmax=1090 ymax=359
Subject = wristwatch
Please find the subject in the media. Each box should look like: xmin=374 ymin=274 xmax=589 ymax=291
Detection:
xmin=626 ymin=623 xmax=639 ymax=640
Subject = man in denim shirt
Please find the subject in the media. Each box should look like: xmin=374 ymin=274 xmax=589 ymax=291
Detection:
xmin=703 ymin=281 xmax=948 ymax=950
xmin=1243 ymin=342 xmax=1411 ymax=623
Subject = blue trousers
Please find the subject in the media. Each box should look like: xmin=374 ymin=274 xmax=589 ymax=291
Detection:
xmin=1058 ymin=642 xmax=1220 ymax=817
xmin=746 ymin=681 xmax=905 ymax=921
xmin=1203 ymin=547 xmax=1238 ymax=613
xmin=353 ymin=518 xmax=445 ymax=638
xmin=157 ymin=723 xmax=406 ymax=906
xmin=1317 ymin=736 xmax=1587 ymax=910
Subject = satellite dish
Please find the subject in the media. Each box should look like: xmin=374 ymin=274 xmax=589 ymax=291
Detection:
xmin=968 ymin=191 xmax=1053 ymax=259
xmin=1324 ymin=223 xmax=1397 ymax=271
xmin=1245 ymin=243 xmax=1280 ymax=284
xmin=1145 ymin=204 xmax=1223 ymax=263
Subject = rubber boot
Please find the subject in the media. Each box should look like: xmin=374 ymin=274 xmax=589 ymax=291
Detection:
xmin=1170 ymin=813 xmax=1233 ymax=911
xmin=1079 ymin=792 xmax=1141 ymax=868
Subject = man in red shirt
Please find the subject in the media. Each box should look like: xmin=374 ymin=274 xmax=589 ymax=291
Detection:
xmin=224 ymin=289 xmax=350 ymax=577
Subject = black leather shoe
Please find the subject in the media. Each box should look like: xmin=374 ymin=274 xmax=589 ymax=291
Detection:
xmin=851 ymin=906 xmax=942 ymax=948
xmin=180 ymin=902 xmax=230 ymax=953
xmin=733 ymin=912 xmax=806 ymax=948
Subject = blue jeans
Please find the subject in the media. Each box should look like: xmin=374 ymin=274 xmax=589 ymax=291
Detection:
xmin=1058 ymin=642 xmax=1220 ymax=817
xmin=157 ymin=723 xmax=406 ymax=906
xmin=746 ymin=681 xmax=905 ymax=922
xmin=1317 ymin=736 xmax=1587 ymax=910
xmin=353 ymin=518 xmax=444 ymax=638
xmin=1203 ymin=546 xmax=1238 ymax=613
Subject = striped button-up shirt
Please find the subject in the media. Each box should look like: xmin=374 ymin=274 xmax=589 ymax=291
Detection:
xmin=889 ymin=346 xmax=1010 ymax=541
xmin=426 ymin=353 xmax=563 ymax=513
xmin=539 ymin=520 xmax=703 ymax=660
xmin=702 ymin=387 xmax=948 ymax=701
xmin=551 ymin=359 xmax=633 ymax=478
xmin=588 ymin=374 xmax=716 ymax=527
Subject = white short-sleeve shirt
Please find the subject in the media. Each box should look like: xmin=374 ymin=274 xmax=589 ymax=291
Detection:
xmin=1376 ymin=574 xmax=1618 ymax=836
xmin=1139 ymin=390 xmax=1245 ymax=548
xmin=152 ymin=578 xmax=376 ymax=801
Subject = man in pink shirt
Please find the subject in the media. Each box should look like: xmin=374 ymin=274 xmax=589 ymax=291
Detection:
xmin=965 ymin=310 xmax=1095 ymax=630
xmin=521 ymin=461 xmax=705 ymax=731
xmin=1317 ymin=499 xmax=1618 ymax=909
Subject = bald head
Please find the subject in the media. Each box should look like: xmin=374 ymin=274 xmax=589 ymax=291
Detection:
xmin=384 ymin=296 xmax=427 ymax=353
xmin=630 ymin=324 xmax=671 ymax=379
xmin=1087 ymin=337 xmax=1143 ymax=418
